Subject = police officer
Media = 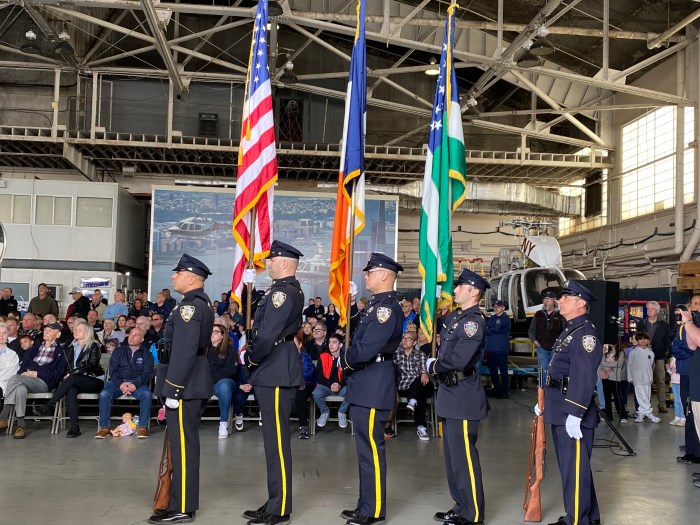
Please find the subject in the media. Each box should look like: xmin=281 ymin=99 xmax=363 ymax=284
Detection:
xmin=340 ymin=253 xmax=403 ymax=525
xmin=535 ymin=281 xmax=602 ymax=525
xmin=427 ymin=269 xmax=489 ymax=525
xmin=149 ymin=254 xmax=214 ymax=525
xmin=242 ymin=240 xmax=304 ymax=525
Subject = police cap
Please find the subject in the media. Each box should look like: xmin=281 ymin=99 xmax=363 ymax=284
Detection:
xmin=494 ymin=299 xmax=506 ymax=307
xmin=557 ymin=280 xmax=597 ymax=303
xmin=456 ymin=268 xmax=491 ymax=291
xmin=362 ymin=252 xmax=404 ymax=273
xmin=541 ymin=289 xmax=557 ymax=300
xmin=267 ymin=240 xmax=304 ymax=259
xmin=172 ymin=253 xmax=212 ymax=279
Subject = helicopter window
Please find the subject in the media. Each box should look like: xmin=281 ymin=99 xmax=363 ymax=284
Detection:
xmin=485 ymin=278 xmax=501 ymax=310
xmin=524 ymin=269 xmax=563 ymax=305
xmin=563 ymin=269 xmax=586 ymax=281
xmin=500 ymin=275 xmax=512 ymax=307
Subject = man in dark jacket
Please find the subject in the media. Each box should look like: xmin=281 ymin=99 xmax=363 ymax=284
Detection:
xmin=69 ymin=287 xmax=91 ymax=320
xmin=638 ymin=301 xmax=672 ymax=413
xmin=528 ymin=289 xmax=566 ymax=378
xmin=0 ymin=287 xmax=18 ymax=316
xmin=95 ymin=326 xmax=154 ymax=439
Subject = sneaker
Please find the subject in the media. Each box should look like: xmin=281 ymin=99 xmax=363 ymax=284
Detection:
xmin=634 ymin=416 xmax=644 ymax=423
xmin=338 ymin=412 xmax=348 ymax=429
xmin=649 ymin=415 xmax=661 ymax=424
xmin=317 ymin=411 xmax=330 ymax=428
xmin=670 ymin=417 xmax=680 ymax=426
xmin=678 ymin=418 xmax=686 ymax=427
xmin=218 ymin=422 xmax=228 ymax=439
xmin=258 ymin=415 xmax=263 ymax=427
xmin=416 ymin=426 xmax=429 ymax=441
xmin=384 ymin=427 xmax=396 ymax=439
xmin=235 ymin=414 xmax=244 ymax=432
xmin=406 ymin=399 xmax=417 ymax=413
xmin=298 ymin=426 xmax=309 ymax=439
xmin=95 ymin=427 xmax=110 ymax=439
xmin=620 ymin=418 xmax=628 ymax=423
xmin=66 ymin=425 xmax=81 ymax=438
xmin=34 ymin=404 xmax=53 ymax=417
xmin=632 ymin=411 xmax=639 ymax=419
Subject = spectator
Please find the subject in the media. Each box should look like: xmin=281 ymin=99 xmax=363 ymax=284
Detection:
xmin=150 ymin=313 xmax=165 ymax=340
xmin=324 ymin=303 xmax=340 ymax=336
xmin=136 ymin=315 xmax=158 ymax=346
xmin=0 ymin=287 xmax=18 ymax=317
xmin=125 ymin=317 xmax=137 ymax=330
xmin=27 ymin=283 xmax=59 ymax=318
xmin=149 ymin=292 xmax=173 ymax=320
xmin=528 ymin=290 xmax=566 ymax=378
xmin=312 ymin=333 xmax=348 ymax=431
xmin=393 ymin=330 xmax=433 ymax=441
xmin=86 ymin=310 xmax=103 ymax=334
xmin=232 ymin=346 xmax=253 ymax=433
xmin=128 ymin=298 xmax=149 ymax=318
xmin=307 ymin=316 xmax=318 ymax=330
xmin=638 ymin=301 xmax=672 ymax=414
xmin=99 ymin=318 xmax=125 ymax=344
xmin=95 ymin=326 xmax=153 ymax=439
xmin=485 ymin=300 xmax=511 ymax=399
xmin=303 ymin=299 xmax=315 ymax=320
xmin=401 ymin=298 xmax=418 ymax=333
xmin=162 ymin=288 xmax=177 ymax=313
xmin=6 ymin=317 xmax=22 ymax=356
xmin=599 ymin=344 xmax=629 ymax=423
xmin=89 ymin=290 xmax=107 ymax=320
xmin=295 ymin=330 xmax=316 ymax=439
xmin=629 ymin=332 xmax=660 ymax=423
xmin=301 ymin=321 xmax=313 ymax=343
xmin=228 ymin=301 xmax=244 ymax=325
xmin=104 ymin=290 xmax=129 ymax=322
xmin=116 ymin=315 xmax=128 ymax=332
xmin=217 ymin=292 xmax=229 ymax=317
xmin=667 ymin=357 xmax=685 ymax=426
xmin=0 ymin=322 xmax=67 ymax=439
xmin=18 ymin=313 xmax=41 ymax=341
xmin=312 ymin=297 xmax=325 ymax=319
xmin=412 ymin=296 xmax=421 ymax=315
xmin=304 ymin=321 xmax=328 ymax=360
xmin=18 ymin=335 xmax=35 ymax=357
xmin=0 ymin=323 xmax=20 ymax=398
xmin=34 ymin=321 xmax=105 ymax=438
xmin=68 ymin=287 xmax=91 ymax=320
xmin=208 ymin=323 xmax=238 ymax=439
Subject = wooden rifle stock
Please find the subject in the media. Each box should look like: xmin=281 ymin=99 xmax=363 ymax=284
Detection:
xmin=523 ymin=386 xmax=546 ymax=522
xmin=153 ymin=429 xmax=172 ymax=512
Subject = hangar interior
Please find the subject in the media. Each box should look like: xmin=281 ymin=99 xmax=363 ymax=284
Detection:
xmin=2 ymin=3 xmax=700 ymax=525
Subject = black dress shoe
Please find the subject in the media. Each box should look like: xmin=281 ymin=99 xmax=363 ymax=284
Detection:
xmin=692 ymin=472 xmax=700 ymax=480
xmin=677 ymin=454 xmax=700 ymax=464
xmin=341 ymin=509 xmax=360 ymax=520
xmin=147 ymin=510 xmax=195 ymax=524
xmin=66 ymin=425 xmax=81 ymax=438
xmin=443 ymin=516 xmax=470 ymax=525
xmin=246 ymin=513 xmax=289 ymax=525
xmin=243 ymin=505 xmax=267 ymax=520
xmin=434 ymin=510 xmax=460 ymax=522
xmin=345 ymin=514 xmax=385 ymax=525
xmin=34 ymin=404 xmax=53 ymax=417
xmin=693 ymin=479 xmax=700 ymax=489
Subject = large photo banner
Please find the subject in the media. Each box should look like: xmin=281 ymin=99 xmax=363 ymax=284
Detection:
xmin=150 ymin=186 xmax=398 ymax=304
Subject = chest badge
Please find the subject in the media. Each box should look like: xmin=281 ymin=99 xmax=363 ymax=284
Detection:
xmin=180 ymin=305 xmax=195 ymax=322
xmin=272 ymin=291 xmax=287 ymax=308
xmin=367 ymin=306 xmax=374 ymax=314
xmin=377 ymin=307 xmax=391 ymax=323
xmin=464 ymin=321 xmax=479 ymax=337
xmin=582 ymin=335 xmax=597 ymax=353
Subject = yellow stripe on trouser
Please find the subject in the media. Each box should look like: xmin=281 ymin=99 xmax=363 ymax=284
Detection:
xmin=274 ymin=387 xmax=288 ymax=516
xmin=368 ymin=408 xmax=381 ymax=518
xmin=178 ymin=402 xmax=186 ymax=513
xmin=463 ymin=420 xmax=480 ymax=523
xmin=574 ymin=439 xmax=581 ymax=525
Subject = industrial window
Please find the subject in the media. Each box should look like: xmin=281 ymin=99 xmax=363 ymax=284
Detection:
xmin=620 ymin=106 xmax=694 ymax=220
xmin=36 ymin=196 xmax=72 ymax=226
xmin=76 ymin=197 xmax=113 ymax=227
xmin=0 ymin=194 xmax=31 ymax=224
xmin=558 ymin=148 xmax=608 ymax=237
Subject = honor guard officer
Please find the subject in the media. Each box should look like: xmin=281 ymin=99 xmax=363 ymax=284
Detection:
xmin=149 ymin=254 xmax=214 ymax=525
xmin=339 ymin=253 xmax=403 ymax=525
xmin=242 ymin=240 xmax=304 ymax=525
xmin=427 ymin=269 xmax=489 ymax=525
xmin=535 ymin=281 xmax=602 ymax=525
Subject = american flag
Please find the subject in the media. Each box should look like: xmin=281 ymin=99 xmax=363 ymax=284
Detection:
xmin=231 ymin=0 xmax=277 ymax=310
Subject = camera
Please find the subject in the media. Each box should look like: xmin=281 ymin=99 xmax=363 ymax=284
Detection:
xmin=675 ymin=304 xmax=688 ymax=323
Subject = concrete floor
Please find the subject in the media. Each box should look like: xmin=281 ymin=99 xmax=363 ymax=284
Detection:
xmin=2 ymin=390 xmax=700 ymax=525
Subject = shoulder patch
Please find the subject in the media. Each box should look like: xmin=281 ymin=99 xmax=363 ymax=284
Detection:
xmin=272 ymin=291 xmax=287 ymax=308
xmin=582 ymin=335 xmax=596 ymax=353
xmin=464 ymin=321 xmax=479 ymax=337
xmin=376 ymin=307 xmax=392 ymax=323
xmin=180 ymin=305 xmax=195 ymax=322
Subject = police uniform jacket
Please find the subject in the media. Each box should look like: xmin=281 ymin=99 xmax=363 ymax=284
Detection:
xmin=429 ymin=304 xmax=488 ymax=421
xmin=156 ymin=287 xmax=213 ymax=400
xmin=343 ymin=291 xmax=402 ymax=410
xmin=247 ymin=276 xmax=304 ymax=388
xmin=544 ymin=314 xmax=601 ymax=428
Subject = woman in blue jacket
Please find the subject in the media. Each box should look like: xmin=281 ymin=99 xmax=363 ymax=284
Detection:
xmin=485 ymin=300 xmax=511 ymax=399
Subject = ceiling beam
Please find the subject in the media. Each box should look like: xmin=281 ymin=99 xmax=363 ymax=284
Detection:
xmin=139 ymin=0 xmax=184 ymax=92
xmin=471 ymin=119 xmax=605 ymax=149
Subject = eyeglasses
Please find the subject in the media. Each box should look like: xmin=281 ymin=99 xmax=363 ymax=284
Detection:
xmin=212 ymin=329 xmax=223 ymax=334
xmin=402 ymin=336 xmax=416 ymax=341
xmin=312 ymin=329 xmax=325 ymax=333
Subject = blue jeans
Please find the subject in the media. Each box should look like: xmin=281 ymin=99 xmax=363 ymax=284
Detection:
xmin=213 ymin=378 xmax=236 ymax=422
xmin=672 ymin=382 xmax=684 ymax=419
xmin=233 ymin=367 xmax=253 ymax=417
xmin=99 ymin=381 xmax=152 ymax=428
xmin=537 ymin=347 xmax=553 ymax=377
xmin=312 ymin=384 xmax=349 ymax=414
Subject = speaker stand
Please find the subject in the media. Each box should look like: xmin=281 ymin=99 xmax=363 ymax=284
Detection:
xmin=595 ymin=403 xmax=635 ymax=455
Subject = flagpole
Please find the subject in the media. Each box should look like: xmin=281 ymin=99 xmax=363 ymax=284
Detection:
xmin=345 ymin=179 xmax=357 ymax=349
xmin=246 ymin=206 xmax=257 ymax=331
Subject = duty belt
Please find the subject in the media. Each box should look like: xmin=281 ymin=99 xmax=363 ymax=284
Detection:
xmin=437 ymin=366 xmax=476 ymax=386
xmin=546 ymin=375 xmax=569 ymax=394
xmin=354 ymin=353 xmax=395 ymax=371
xmin=157 ymin=342 xmax=207 ymax=364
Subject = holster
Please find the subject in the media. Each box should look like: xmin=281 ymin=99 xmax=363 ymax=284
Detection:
xmin=157 ymin=340 xmax=172 ymax=365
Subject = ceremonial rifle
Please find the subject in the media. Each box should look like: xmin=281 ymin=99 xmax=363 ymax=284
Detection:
xmin=523 ymin=368 xmax=546 ymax=522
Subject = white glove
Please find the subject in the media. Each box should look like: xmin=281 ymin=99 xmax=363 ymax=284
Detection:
xmin=565 ymin=415 xmax=583 ymax=439
xmin=533 ymin=403 xmax=542 ymax=416
xmin=243 ymin=268 xmax=257 ymax=284
xmin=165 ymin=397 xmax=179 ymax=409
xmin=426 ymin=357 xmax=436 ymax=371
xmin=349 ymin=281 xmax=358 ymax=297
